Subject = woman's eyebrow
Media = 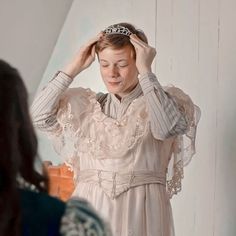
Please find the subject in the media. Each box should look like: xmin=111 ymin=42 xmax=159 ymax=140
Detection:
xmin=100 ymin=59 xmax=128 ymax=62
xmin=117 ymin=59 xmax=128 ymax=62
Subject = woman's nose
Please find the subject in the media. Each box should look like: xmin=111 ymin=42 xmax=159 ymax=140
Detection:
xmin=109 ymin=66 xmax=119 ymax=77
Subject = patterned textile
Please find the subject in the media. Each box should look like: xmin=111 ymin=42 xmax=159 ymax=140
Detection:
xmin=19 ymin=189 xmax=111 ymax=236
xmin=31 ymin=72 xmax=200 ymax=236
xmin=61 ymin=198 xmax=112 ymax=236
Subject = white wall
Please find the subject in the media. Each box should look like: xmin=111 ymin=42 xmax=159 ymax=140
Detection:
xmin=0 ymin=0 xmax=73 ymax=99
xmin=33 ymin=0 xmax=236 ymax=235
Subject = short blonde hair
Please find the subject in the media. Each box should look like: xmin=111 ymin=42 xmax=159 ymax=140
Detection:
xmin=95 ymin=22 xmax=148 ymax=58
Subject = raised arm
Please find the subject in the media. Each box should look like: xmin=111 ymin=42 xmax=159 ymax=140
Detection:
xmin=31 ymin=33 xmax=103 ymax=135
xmin=138 ymin=72 xmax=187 ymax=140
xmin=130 ymin=34 xmax=187 ymax=140
xmin=31 ymin=72 xmax=72 ymax=134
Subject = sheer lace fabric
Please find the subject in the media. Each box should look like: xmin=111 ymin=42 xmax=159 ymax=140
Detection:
xmin=49 ymin=86 xmax=200 ymax=235
xmin=165 ymin=86 xmax=201 ymax=198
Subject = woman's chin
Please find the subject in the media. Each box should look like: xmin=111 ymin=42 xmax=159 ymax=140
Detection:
xmin=106 ymin=86 xmax=122 ymax=94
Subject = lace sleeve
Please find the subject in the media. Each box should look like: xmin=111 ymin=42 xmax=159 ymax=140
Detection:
xmin=60 ymin=197 xmax=112 ymax=236
xmin=164 ymin=86 xmax=201 ymax=198
xmin=50 ymin=87 xmax=92 ymax=169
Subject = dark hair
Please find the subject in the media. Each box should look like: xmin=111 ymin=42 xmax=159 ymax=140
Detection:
xmin=95 ymin=22 xmax=148 ymax=57
xmin=0 ymin=59 xmax=48 ymax=236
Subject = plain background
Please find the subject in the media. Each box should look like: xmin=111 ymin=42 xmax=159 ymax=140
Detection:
xmin=0 ymin=0 xmax=236 ymax=235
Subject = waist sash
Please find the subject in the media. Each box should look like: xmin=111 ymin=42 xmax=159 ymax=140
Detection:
xmin=77 ymin=170 xmax=166 ymax=199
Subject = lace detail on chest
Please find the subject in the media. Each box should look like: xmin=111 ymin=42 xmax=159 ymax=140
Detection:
xmin=57 ymin=88 xmax=149 ymax=159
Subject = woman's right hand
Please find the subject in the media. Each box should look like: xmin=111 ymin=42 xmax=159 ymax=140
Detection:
xmin=130 ymin=34 xmax=156 ymax=75
xmin=62 ymin=32 xmax=103 ymax=79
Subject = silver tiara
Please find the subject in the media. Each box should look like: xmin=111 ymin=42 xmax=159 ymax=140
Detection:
xmin=103 ymin=25 xmax=132 ymax=36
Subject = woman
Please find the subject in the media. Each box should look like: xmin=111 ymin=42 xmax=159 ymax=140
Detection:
xmin=32 ymin=23 xmax=200 ymax=236
xmin=0 ymin=59 xmax=111 ymax=236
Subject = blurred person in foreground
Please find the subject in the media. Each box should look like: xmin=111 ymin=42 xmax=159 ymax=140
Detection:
xmin=0 ymin=59 xmax=111 ymax=236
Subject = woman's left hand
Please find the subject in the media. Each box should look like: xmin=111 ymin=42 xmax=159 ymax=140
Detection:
xmin=130 ymin=34 xmax=156 ymax=75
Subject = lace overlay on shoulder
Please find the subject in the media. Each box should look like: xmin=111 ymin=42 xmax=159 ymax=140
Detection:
xmin=60 ymin=197 xmax=112 ymax=236
xmin=54 ymin=87 xmax=149 ymax=163
xmin=50 ymin=88 xmax=90 ymax=169
xmin=164 ymin=86 xmax=201 ymax=198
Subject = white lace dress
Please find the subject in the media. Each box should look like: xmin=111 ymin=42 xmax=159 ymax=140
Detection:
xmin=31 ymin=72 xmax=200 ymax=236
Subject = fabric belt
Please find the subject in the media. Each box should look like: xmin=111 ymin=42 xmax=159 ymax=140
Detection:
xmin=77 ymin=170 xmax=166 ymax=199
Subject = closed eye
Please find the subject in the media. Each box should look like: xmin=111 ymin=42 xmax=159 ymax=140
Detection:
xmin=100 ymin=63 xmax=109 ymax=67
xmin=118 ymin=64 xmax=128 ymax=68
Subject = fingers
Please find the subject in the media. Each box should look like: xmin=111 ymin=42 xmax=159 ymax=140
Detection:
xmin=91 ymin=45 xmax=96 ymax=59
xmin=130 ymin=34 xmax=156 ymax=56
xmin=85 ymin=32 xmax=104 ymax=48
xmin=130 ymin=34 xmax=148 ymax=48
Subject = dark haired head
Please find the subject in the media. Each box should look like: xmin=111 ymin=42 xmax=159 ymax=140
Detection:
xmin=0 ymin=59 xmax=48 ymax=235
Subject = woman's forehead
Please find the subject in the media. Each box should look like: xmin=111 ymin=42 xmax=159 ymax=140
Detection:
xmin=98 ymin=46 xmax=134 ymax=60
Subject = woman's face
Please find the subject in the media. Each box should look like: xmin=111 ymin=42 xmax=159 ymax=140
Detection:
xmin=98 ymin=45 xmax=139 ymax=99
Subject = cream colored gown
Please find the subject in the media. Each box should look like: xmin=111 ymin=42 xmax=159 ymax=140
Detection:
xmin=31 ymin=72 xmax=200 ymax=236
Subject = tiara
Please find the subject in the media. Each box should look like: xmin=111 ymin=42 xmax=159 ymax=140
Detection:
xmin=103 ymin=25 xmax=132 ymax=36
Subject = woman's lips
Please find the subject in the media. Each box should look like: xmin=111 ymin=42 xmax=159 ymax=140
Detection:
xmin=108 ymin=81 xmax=121 ymax=86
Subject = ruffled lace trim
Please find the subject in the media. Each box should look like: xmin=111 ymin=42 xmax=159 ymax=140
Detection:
xmin=55 ymin=88 xmax=149 ymax=160
xmin=165 ymin=86 xmax=201 ymax=198
xmin=53 ymin=86 xmax=200 ymax=199
xmin=60 ymin=197 xmax=112 ymax=236
xmin=166 ymin=159 xmax=184 ymax=197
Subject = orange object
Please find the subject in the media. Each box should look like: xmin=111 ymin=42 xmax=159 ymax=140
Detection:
xmin=44 ymin=161 xmax=75 ymax=201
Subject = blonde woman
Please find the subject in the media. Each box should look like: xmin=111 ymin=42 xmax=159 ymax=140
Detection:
xmin=32 ymin=23 xmax=200 ymax=236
